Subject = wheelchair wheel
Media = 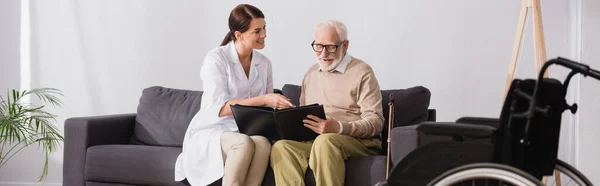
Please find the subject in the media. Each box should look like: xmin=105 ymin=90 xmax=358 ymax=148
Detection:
xmin=427 ymin=163 xmax=544 ymax=186
xmin=544 ymin=159 xmax=593 ymax=186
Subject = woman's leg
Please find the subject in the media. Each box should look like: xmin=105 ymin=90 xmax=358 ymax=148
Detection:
xmin=221 ymin=132 xmax=255 ymax=186
xmin=244 ymin=136 xmax=271 ymax=186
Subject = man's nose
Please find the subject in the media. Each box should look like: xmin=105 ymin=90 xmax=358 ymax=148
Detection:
xmin=319 ymin=49 xmax=329 ymax=58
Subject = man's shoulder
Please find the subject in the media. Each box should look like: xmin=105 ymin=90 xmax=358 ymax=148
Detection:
xmin=348 ymin=57 xmax=375 ymax=74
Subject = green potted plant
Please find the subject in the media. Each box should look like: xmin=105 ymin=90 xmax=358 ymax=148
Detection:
xmin=0 ymin=88 xmax=64 ymax=181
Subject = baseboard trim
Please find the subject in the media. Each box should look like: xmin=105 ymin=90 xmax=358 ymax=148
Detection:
xmin=0 ymin=182 xmax=61 ymax=186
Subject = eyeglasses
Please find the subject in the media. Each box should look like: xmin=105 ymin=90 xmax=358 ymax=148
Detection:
xmin=311 ymin=41 xmax=345 ymax=53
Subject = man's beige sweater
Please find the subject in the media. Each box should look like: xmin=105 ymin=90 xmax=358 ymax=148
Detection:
xmin=300 ymin=56 xmax=384 ymax=138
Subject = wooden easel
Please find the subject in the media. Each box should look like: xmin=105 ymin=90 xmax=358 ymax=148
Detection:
xmin=503 ymin=0 xmax=561 ymax=185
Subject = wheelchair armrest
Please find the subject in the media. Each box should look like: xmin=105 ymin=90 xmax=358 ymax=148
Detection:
xmin=416 ymin=121 xmax=496 ymax=138
xmin=455 ymin=117 xmax=499 ymax=128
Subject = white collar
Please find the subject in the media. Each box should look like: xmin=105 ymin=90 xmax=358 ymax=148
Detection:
xmin=318 ymin=54 xmax=352 ymax=73
xmin=226 ymin=41 xmax=260 ymax=66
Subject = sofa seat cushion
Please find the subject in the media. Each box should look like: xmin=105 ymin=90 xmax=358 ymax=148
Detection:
xmin=345 ymin=155 xmax=387 ymax=186
xmin=85 ymin=145 xmax=184 ymax=185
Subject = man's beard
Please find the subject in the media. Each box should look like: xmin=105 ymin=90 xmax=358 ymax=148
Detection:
xmin=319 ymin=52 xmax=344 ymax=72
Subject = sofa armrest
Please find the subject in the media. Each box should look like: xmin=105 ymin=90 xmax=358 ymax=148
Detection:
xmin=63 ymin=113 xmax=136 ymax=186
xmin=390 ymin=125 xmax=452 ymax=165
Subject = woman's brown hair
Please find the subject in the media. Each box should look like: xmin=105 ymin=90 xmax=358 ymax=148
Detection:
xmin=220 ymin=4 xmax=265 ymax=46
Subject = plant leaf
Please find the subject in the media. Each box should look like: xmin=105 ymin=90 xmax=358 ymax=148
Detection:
xmin=0 ymin=88 xmax=64 ymax=180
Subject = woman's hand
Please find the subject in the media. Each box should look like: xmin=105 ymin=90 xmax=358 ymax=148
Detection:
xmin=262 ymin=93 xmax=295 ymax=109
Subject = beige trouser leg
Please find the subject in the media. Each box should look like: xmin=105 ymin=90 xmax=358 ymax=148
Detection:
xmin=270 ymin=140 xmax=313 ymax=186
xmin=310 ymin=133 xmax=381 ymax=186
xmin=245 ymin=136 xmax=271 ymax=186
xmin=270 ymin=133 xmax=381 ymax=186
xmin=221 ymin=132 xmax=271 ymax=186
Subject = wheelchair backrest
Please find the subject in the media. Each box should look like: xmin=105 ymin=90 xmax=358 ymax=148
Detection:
xmin=494 ymin=78 xmax=567 ymax=179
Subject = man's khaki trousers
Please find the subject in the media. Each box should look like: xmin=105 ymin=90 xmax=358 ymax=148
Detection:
xmin=270 ymin=133 xmax=382 ymax=186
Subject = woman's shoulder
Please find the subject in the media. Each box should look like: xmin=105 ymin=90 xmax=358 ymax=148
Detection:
xmin=204 ymin=46 xmax=229 ymax=65
xmin=207 ymin=45 xmax=229 ymax=58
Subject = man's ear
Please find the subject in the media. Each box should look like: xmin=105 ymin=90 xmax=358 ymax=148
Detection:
xmin=343 ymin=40 xmax=350 ymax=53
xmin=234 ymin=31 xmax=243 ymax=41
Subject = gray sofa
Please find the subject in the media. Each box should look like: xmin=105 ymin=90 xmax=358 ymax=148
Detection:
xmin=63 ymin=84 xmax=442 ymax=186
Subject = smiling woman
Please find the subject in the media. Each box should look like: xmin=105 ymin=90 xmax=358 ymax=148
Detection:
xmin=220 ymin=4 xmax=267 ymax=47
xmin=174 ymin=4 xmax=294 ymax=186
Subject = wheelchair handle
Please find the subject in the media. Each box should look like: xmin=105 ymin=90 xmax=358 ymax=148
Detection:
xmin=523 ymin=57 xmax=599 ymax=144
xmin=551 ymin=57 xmax=600 ymax=81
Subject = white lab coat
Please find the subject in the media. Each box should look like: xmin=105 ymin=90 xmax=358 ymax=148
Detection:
xmin=174 ymin=41 xmax=273 ymax=186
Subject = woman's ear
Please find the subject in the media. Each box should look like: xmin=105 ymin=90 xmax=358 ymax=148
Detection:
xmin=234 ymin=31 xmax=243 ymax=41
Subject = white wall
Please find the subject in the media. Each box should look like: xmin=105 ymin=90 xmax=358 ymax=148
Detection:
xmin=0 ymin=0 xmax=592 ymax=185
xmin=0 ymin=0 xmax=32 ymax=184
xmin=1 ymin=0 xmax=60 ymax=184
xmin=0 ymin=0 xmax=20 ymax=92
xmin=578 ymin=0 xmax=600 ymax=184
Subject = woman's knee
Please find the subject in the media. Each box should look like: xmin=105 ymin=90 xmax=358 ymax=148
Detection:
xmin=230 ymin=134 xmax=255 ymax=153
xmin=250 ymin=136 xmax=271 ymax=152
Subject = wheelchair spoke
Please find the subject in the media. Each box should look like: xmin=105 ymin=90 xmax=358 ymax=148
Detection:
xmin=427 ymin=163 xmax=544 ymax=186
xmin=545 ymin=160 xmax=592 ymax=186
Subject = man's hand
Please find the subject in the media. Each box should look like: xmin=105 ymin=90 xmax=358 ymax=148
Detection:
xmin=303 ymin=115 xmax=340 ymax=134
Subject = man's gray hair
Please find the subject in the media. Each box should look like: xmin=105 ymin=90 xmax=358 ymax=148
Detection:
xmin=316 ymin=20 xmax=348 ymax=41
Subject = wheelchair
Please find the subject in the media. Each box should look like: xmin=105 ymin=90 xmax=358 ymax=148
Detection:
xmin=378 ymin=57 xmax=597 ymax=186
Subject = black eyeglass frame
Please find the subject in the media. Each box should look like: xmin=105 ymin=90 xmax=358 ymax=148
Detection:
xmin=311 ymin=40 xmax=345 ymax=53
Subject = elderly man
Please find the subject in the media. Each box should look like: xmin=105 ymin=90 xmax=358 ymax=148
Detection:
xmin=270 ymin=20 xmax=384 ymax=186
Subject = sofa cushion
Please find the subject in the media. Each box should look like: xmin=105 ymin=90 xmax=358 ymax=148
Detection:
xmin=282 ymin=84 xmax=302 ymax=106
xmin=379 ymin=86 xmax=432 ymax=154
xmin=381 ymin=86 xmax=431 ymax=128
xmin=85 ymin=145 xmax=184 ymax=185
xmin=134 ymin=86 xmax=202 ymax=146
